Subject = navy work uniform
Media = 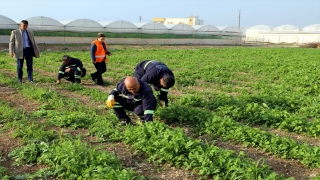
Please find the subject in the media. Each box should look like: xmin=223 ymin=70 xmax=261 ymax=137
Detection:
xmin=133 ymin=60 xmax=174 ymax=106
xmin=57 ymin=58 xmax=86 ymax=83
xmin=110 ymin=78 xmax=157 ymax=122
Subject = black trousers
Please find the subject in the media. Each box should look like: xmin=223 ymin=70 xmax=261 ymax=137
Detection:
xmin=91 ymin=61 xmax=106 ymax=84
xmin=16 ymin=47 xmax=33 ymax=81
xmin=60 ymin=68 xmax=86 ymax=83
xmin=113 ymin=96 xmax=144 ymax=121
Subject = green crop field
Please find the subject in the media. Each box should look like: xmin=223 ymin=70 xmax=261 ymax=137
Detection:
xmin=0 ymin=44 xmax=320 ymax=179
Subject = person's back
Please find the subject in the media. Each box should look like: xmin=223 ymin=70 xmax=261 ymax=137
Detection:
xmin=133 ymin=60 xmax=175 ymax=107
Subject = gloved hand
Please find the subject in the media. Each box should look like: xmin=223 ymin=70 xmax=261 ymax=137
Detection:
xmin=106 ymin=95 xmax=115 ymax=108
xmin=159 ymin=100 xmax=166 ymax=107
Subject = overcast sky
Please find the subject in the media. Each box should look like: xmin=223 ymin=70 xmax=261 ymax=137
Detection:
xmin=0 ymin=0 xmax=319 ymax=29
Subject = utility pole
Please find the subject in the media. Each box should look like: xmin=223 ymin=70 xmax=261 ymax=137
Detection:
xmin=139 ymin=16 xmax=142 ymax=23
xmin=238 ymin=10 xmax=241 ymax=28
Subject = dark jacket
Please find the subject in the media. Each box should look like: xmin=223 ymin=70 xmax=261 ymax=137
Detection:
xmin=110 ymin=78 xmax=157 ymax=121
xmin=134 ymin=60 xmax=174 ymax=103
xmin=57 ymin=58 xmax=84 ymax=80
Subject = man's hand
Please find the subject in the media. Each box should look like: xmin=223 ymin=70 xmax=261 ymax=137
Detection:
xmin=65 ymin=68 xmax=70 ymax=73
xmin=106 ymin=95 xmax=115 ymax=108
xmin=56 ymin=79 xmax=61 ymax=84
xmin=159 ymin=100 xmax=166 ymax=107
xmin=10 ymin=52 xmax=14 ymax=57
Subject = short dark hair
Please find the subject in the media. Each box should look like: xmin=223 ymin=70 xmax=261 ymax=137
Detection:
xmin=97 ymin=32 xmax=105 ymax=38
xmin=21 ymin=20 xmax=28 ymax=24
xmin=163 ymin=74 xmax=175 ymax=88
xmin=62 ymin=55 xmax=70 ymax=61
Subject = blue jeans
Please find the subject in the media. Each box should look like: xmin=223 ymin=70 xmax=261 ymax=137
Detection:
xmin=17 ymin=47 xmax=33 ymax=82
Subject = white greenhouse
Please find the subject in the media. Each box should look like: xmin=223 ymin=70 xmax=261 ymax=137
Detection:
xmin=102 ymin=20 xmax=138 ymax=33
xmin=65 ymin=19 xmax=104 ymax=32
xmin=0 ymin=15 xmax=18 ymax=29
xmin=134 ymin=22 xmax=168 ymax=34
xmin=0 ymin=14 xmax=319 ymax=45
xmin=245 ymin=24 xmax=320 ymax=44
xmin=27 ymin=16 xmax=64 ymax=31
xmin=165 ymin=24 xmax=196 ymax=35
xmin=193 ymin=25 xmax=220 ymax=35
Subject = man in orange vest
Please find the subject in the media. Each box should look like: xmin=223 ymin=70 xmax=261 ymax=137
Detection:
xmin=90 ymin=33 xmax=112 ymax=86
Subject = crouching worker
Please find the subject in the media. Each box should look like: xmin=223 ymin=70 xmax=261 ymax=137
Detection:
xmin=133 ymin=60 xmax=175 ymax=107
xmin=106 ymin=76 xmax=157 ymax=125
xmin=56 ymin=55 xmax=86 ymax=84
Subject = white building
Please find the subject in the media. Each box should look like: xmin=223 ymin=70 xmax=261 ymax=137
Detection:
xmin=152 ymin=15 xmax=203 ymax=26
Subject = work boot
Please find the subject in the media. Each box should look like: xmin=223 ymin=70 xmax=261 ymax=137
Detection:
xmin=90 ymin=73 xmax=96 ymax=82
xmin=120 ymin=118 xmax=132 ymax=126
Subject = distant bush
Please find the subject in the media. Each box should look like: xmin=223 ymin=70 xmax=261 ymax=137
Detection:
xmin=299 ymin=43 xmax=320 ymax=48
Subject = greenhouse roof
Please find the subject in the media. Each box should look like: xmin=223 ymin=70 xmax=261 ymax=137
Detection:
xmin=273 ymin=24 xmax=300 ymax=33
xmin=165 ymin=24 xmax=196 ymax=35
xmin=134 ymin=22 xmax=168 ymax=34
xmin=246 ymin=25 xmax=272 ymax=32
xmin=65 ymin=19 xmax=104 ymax=32
xmin=105 ymin=20 xmax=138 ymax=33
xmin=2 ymin=14 xmax=319 ymax=36
xmin=0 ymin=15 xmax=18 ymax=29
xmin=27 ymin=16 xmax=64 ymax=31
xmin=302 ymin=24 xmax=320 ymax=33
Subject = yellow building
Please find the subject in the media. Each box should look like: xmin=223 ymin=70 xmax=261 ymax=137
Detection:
xmin=152 ymin=15 xmax=203 ymax=26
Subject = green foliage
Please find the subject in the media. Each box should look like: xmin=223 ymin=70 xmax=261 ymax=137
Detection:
xmin=120 ymin=121 xmax=286 ymax=179
xmin=0 ymin=166 xmax=10 ymax=179
xmin=2 ymin=47 xmax=320 ymax=178
xmin=48 ymin=111 xmax=95 ymax=129
xmin=37 ymin=139 xmax=144 ymax=179
xmin=12 ymin=122 xmax=58 ymax=143
xmin=0 ymin=100 xmax=25 ymax=123
xmin=8 ymin=141 xmax=49 ymax=166
xmin=88 ymin=114 xmax=123 ymax=142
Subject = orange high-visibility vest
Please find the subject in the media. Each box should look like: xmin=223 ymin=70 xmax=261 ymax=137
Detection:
xmin=92 ymin=39 xmax=107 ymax=62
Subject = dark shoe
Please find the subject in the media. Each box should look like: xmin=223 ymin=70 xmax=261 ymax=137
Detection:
xmin=97 ymin=82 xmax=105 ymax=86
xmin=120 ymin=118 xmax=132 ymax=126
xmin=90 ymin=74 xmax=96 ymax=82
xmin=18 ymin=79 xmax=22 ymax=83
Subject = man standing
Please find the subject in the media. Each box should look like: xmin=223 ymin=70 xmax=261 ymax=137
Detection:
xmin=106 ymin=76 xmax=157 ymax=125
xmin=133 ymin=60 xmax=175 ymax=107
xmin=90 ymin=32 xmax=112 ymax=86
xmin=9 ymin=20 xmax=40 ymax=83
xmin=56 ymin=55 xmax=86 ymax=84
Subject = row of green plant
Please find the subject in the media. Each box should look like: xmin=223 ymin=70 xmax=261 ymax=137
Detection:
xmin=177 ymin=94 xmax=320 ymax=137
xmin=157 ymin=104 xmax=320 ymax=168
xmin=30 ymin=48 xmax=320 ymax=135
xmin=0 ymin=75 xmax=146 ymax=179
xmin=2 ymin=46 xmax=320 ymax=179
xmin=90 ymin=120 xmax=290 ymax=179
xmin=0 ymin=72 xmax=291 ymax=179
